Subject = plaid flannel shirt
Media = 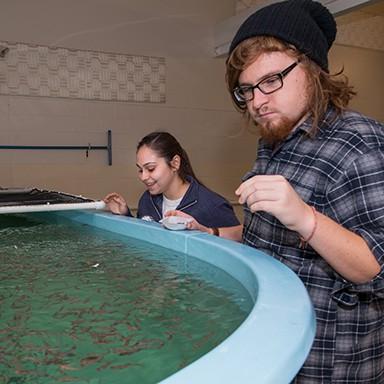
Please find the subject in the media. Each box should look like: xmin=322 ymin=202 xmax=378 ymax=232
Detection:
xmin=242 ymin=107 xmax=384 ymax=383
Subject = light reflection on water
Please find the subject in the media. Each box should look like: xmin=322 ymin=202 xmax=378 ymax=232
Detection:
xmin=0 ymin=214 xmax=252 ymax=384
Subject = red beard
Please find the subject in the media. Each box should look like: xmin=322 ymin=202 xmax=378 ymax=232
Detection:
xmin=258 ymin=116 xmax=295 ymax=145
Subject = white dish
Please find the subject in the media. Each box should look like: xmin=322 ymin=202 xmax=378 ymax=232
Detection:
xmin=160 ymin=216 xmax=193 ymax=231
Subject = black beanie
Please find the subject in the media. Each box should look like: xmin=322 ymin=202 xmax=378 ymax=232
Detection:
xmin=229 ymin=0 xmax=336 ymax=70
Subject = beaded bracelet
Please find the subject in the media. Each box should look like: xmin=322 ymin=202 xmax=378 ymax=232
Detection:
xmin=299 ymin=206 xmax=317 ymax=249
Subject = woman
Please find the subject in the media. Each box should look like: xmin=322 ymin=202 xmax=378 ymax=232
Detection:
xmin=104 ymin=131 xmax=242 ymax=240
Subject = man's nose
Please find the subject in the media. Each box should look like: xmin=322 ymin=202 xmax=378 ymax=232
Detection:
xmin=250 ymin=88 xmax=269 ymax=110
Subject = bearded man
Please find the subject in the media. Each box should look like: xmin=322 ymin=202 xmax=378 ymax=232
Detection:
xmin=226 ymin=0 xmax=384 ymax=382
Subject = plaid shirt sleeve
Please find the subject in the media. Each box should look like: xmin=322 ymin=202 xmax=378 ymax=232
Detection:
xmin=326 ymin=147 xmax=384 ymax=295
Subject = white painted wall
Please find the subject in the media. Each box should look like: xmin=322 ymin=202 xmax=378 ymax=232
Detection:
xmin=0 ymin=0 xmax=257 ymax=214
xmin=0 ymin=1 xmax=382 ymax=218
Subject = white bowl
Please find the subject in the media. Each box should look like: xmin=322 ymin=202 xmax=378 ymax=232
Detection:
xmin=160 ymin=216 xmax=193 ymax=230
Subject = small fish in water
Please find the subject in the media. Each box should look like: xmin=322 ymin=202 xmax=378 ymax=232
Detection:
xmin=91 ymin=263 xmax=100 ymax=268
xmin=80 ymin=355 xmax=102 ymax=366
xmin=59 ymin=364 xmax=78 ymax=371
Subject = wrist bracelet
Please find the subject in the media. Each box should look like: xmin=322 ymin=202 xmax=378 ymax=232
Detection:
xmin=299 ymin=206 xmax=317 ymax=249
xmin=211 ymin=227 xmax=220 ymax=236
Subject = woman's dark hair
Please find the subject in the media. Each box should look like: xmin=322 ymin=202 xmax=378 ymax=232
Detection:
xmin=137 ymin=131 xmax=201 ymax=184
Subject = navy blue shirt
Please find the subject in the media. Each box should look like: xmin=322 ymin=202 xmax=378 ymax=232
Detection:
xmin=135 ymin=176 xmax=239 ymax=228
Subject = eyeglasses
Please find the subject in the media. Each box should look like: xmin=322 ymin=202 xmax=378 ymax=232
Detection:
xmin=233 ymin=61 xmax=299 ymax=104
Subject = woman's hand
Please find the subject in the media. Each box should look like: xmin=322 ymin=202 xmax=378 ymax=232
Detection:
xmin=164 ymin=210 xmax=212 ymax=233
xmin=103 ymin=192 xmax=129 ymax=216
xmin=165 ymin=210 xmax=243 ymax=241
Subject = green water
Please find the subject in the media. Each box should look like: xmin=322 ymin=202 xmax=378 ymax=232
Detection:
xmin=0 ymin=215 xmax=253 ymax=384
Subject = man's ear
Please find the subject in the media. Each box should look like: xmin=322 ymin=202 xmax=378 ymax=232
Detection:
xmin=170 ymin=155 xmax=181 ymax=171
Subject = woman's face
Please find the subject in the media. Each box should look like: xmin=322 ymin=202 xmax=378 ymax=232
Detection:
xmin=136 ymin=145 xmax=179 ymax=195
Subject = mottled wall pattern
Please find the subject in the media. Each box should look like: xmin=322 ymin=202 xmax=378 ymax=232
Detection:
xmin=0 ymin=41 xmax=166 ymax=103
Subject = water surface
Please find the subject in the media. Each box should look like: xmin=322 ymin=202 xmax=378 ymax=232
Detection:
xmin=0 ymin=214 xmax=252 ymax=384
